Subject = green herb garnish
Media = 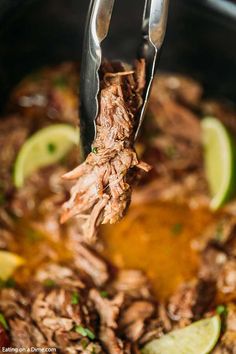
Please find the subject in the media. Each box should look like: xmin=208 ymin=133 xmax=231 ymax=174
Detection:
xmin=71 ymin=291 xmax=80 ymax=305
xmin=171 ymin=223 xmax=183 ymax=235
xmin=92 ymin=147 xmax=98 ymax=154
xmin=0 ymin=313 xmax=8 ymax=330
xmin=75 ymin=325 xmax=95 ymax=340
xmin=84 ymin=328 xmax=95 ymax=340
xmin=216 ymin=304 xmax=227 ymax=316
xmin=81 ymin=338 xmax=89 ymax=349
xmin=100 ymin=290 xmax=108 ymax=298
xmin=91 ymin=347 xmax=97 ymax=354
xmin=47 ymin=142 xmax=57 ymax=154
xmin=75 ymin=325 xmax=87 ymax=337
xmin=43 ymin=279 xmax=56 ymax=288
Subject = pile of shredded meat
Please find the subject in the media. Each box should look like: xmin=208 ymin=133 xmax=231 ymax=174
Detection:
xmin=61 ymin=60 xmax=150 ymax=242
xmin=2 ymin=62 xmax=236 ymax=352
xmin=2 ymin=211 xmax=236 ymax=352
xmin=0 ymin=241 xmax=165 ymax=353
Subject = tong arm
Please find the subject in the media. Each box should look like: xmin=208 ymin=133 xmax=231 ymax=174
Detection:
xmin=80 ymin=0 xmax=115 ymax=157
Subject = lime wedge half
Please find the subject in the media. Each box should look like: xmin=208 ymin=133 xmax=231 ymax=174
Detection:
xmin=0 ymin=250 xmax=25 ymax=281
xmin=201 ymin=117 xmax=236 ymax=210
xmin=14 ymin=124 xmax=79 ymax=188
xmin=142 ymin=316 xmax=221 ymax=354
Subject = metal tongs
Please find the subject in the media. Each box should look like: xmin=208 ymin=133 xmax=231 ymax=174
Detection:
xmin=80 ymin=0 xmax=169 ymax=157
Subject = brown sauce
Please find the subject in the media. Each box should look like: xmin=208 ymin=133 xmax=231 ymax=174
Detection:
xmin=101 ymin=201 xmax=217 ymax=300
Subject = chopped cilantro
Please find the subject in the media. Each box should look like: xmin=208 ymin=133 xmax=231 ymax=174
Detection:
xmin=80 ymin=338 xmax=89 ymax=349
xmin=91 ymin=146 xmax=98 ymax=154
xmin=91 ymin=347 xmax=97 ymax=354
xmin=71 ymin=291 xmax=80 ymax=305
xmin=84 ymin=328 xmax=95 ymax=340
xmin=47 ymin=142 xmax=57 ymax=154
xmin=171 ymin=223 xmax=183 ymax=235
xmin=100 ymin=290 xmax=108 ymax=298
xmin=75 ymin=325 xmax=95 ymax=340
xmin=216 ymin=304 xmax=227 ymax=316
xmin=43 ymin=279 xmax=56 ymax=288
xmin=0 ymin=313 xmax=8 ymax=330
xmin=75 ymin=325 xmax=87 ymax=337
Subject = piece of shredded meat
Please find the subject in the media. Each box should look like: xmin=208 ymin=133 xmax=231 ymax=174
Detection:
xmin=89 ymin=289 xmax=128 ymax=354
xmin=119 ymin=300 xmax=155 ymax=342
xmin=72 ymin=242 xmax=110 ymax=287
xmin=167 ymin=279 xmax=216 ymax=327
xmin=61 ymin=60 xmax=150 ymax=242
xmin=0 ymin=251 xmax=158 ymax=352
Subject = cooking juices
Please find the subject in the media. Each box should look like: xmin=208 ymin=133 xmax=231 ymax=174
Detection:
xmin=101 ymin=200 xmax=217 ymax=300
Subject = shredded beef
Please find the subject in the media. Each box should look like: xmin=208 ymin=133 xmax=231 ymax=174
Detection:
xmin=32 ymin=289 xmax=84 ymax=346
xmin=8 ymin=62 xmax=79 ymax=125
xmin=138 ymin=318 xmax=165 ymax=346
xmin=198 ymin=241 xmax=236 ymax=301
xmin=111 ymin=269 xmax=152 ymax=299
xmin=72 ymin=243 xmax=110 ymax=287
xmin=119 ymin=300 xmax=155 ymax=342
xmin=61 ymin=60 xmax=150 ymax=242
xmin=89 ymin=289 xmax=128 ymax=354
xmin=0 ymin=250 xmax=157 ymax=353
xmin=4 ymin=64 xmax=236 ymax=352
xmin=90 ymin=289 xmax=124 ymax=329
xmin=218 ymin=260 xmax=236 ymax=297
xmin=148 ymin=75 xmax=201 ymax=143
xmin=0 ymin=275 xmax=103 ymax=351
xmin=0 ymin=115 xmax=29 ymax=194
xmin=157 ymin=303 xmax=172 ymax=332
xmin=34 ymin=263 xmax=85 ymax=290
xmin=199 ymin=245 xmax=228 ymax=281
xmin=168 ymin=279 xmax=216 ymax=327
xmin=154 ymin=74 xmax=202 ymax=108
xmin=0 ymin=288 xmax=47 ymax=347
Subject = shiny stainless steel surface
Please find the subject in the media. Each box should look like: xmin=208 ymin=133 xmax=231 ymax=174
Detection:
xmin=79 ymin=0 xmax=169 ymax=157
xmin=79 ymin=0 xmax=115 ymax=157
xmin=135 ymin=0 xmax=169 ymax=140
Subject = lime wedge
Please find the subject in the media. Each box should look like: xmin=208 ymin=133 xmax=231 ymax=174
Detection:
xmin=142 ymin=316 xmax=221 ymax=354
xmin=201 ymin=117 xmax=236 ymax=210
xmin=0 ymin=250 xmax=25 ymax=281
xmin=14 ymin=124 xmax=79 ymax=188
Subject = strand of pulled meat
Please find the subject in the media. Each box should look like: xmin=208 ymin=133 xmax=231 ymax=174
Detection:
xmin=61 ymin=60 xmax=150 ymax=242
